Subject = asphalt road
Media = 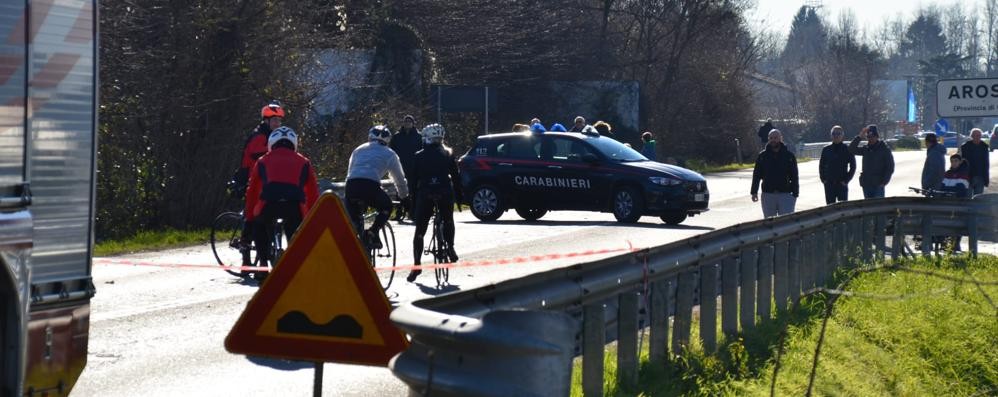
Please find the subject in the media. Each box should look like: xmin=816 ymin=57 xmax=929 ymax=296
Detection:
xmin=73 ymin=150 xmax=998 ymax=396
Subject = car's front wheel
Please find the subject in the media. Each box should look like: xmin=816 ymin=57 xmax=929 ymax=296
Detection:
xmin=515 ymin=207 xmax=547 ymax=221
xmin=612 ymin=186 xmax=644 ymax=223
xmin=470 ymin=184 xmax=504 ymax=222
xmin=660 ymin=211 xmax=688 ymax=225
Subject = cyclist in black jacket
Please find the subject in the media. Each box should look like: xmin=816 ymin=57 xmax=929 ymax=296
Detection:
xmin=407 ymin=123 xmax=462 ymax=282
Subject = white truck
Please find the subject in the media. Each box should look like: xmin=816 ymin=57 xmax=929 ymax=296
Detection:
xmin=1 ymin=0 xmax=97 ymax=395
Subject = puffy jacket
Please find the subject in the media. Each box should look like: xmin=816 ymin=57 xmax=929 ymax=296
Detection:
xmin=412 ymin=143 xmax=462 ymax=199
xmin=960 ymin=140 xmax=990 ymax=182
xmin=921 ymin=143 xmax=946 ymax=190
xmin=818 ymin=142 xmax=856 ymax=184
xmin=245 ymin=147 xmax=319 ymax=222
xmin=849 ymin=137 xmax=895 ymax=188
xmin=389 ymin=127 xmax=423 ymax=173
xmin=751 ymin=143 xmax=799 ymax=196
xmin=346 ymin=141 xmax=410 ymax=198
xmin=941 ymin=161 xmax=971 ymax=197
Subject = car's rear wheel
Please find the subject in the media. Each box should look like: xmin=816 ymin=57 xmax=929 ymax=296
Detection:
xmin=612 ymin=186 xmax=644 ymax=223
xmin=660 ymin=211 xmax=688 ymax=225
xmin=470 ymin=184 xmax=504 ymax=222
xmin=515 ymin=207 xmax=547 ymax=221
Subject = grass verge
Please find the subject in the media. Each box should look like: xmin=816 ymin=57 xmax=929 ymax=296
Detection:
xmin=572 ymin=255 xmax=998 ymax=396
xmin=94 ymin=228 xmax=212 ymax=257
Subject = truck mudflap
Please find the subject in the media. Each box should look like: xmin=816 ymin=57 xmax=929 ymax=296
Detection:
xmin=23 ymin=304 xmax=90 ymax=397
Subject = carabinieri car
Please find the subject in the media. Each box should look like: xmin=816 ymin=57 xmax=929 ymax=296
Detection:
xmin=458 ymin=131 xmax=709 ymax=224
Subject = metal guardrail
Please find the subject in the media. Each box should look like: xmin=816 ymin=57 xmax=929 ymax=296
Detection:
xmin=389 ymin=194 xmax=998 ymax=396
xmin=796 ymin=139 xmax=900 ymax=160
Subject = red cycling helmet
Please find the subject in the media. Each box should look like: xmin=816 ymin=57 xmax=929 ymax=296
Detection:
xmin=260 ymin=102 xmax=285 ymax=119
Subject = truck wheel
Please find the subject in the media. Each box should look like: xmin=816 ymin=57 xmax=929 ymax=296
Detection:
xmin=470 ymin=184 xmax=504 ymax=222
xmin=515 ymin=207 xmax=547 ymax=221
xmin=660 ymin=211 xmax=688 ymax=225
xmin=612 ymin=187 xmax=644 ymax=223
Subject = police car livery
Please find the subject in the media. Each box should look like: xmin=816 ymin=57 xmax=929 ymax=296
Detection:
xmin=458 ymin=131 xmax=709 ymax=224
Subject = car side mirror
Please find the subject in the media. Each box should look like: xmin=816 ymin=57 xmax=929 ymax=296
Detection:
xmin=582 ymin=153 xmax=599 ymax=163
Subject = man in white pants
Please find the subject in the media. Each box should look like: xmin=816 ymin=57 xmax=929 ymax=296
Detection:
xmin=751 ymin=129 xmax=799 ymax=218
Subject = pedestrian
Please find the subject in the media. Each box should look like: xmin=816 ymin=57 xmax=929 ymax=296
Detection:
xmin=751 ymin=129 xmax=799 ymax=218
xmin=389 ymin=115 xmax=423 ymax=222
xmin=848 ymin=125 xmax=894 ymax=199
xmin=757 ymin=119 xmax=774 ymax=145
xmin=640 ymin=131 xmax=657 ymax=161
xmin=940 ymin=154 xmax=971 ymax=198
xmin=530 ymin=117 xmax=541 ymax=125
xmin=593 ymin=121 xmax=613 ymax=137
xmin=569 ymin=116 xmax=586 ymax=132
xmin=818 ymin=126 xmax=855 ymax=204
xmin=959 ymin=128 xmax=990 ymax=195
xmin=512 ymin=123 xmax=530 ymax=132
xmin=920 ymin=133 xmax=945 ymax=191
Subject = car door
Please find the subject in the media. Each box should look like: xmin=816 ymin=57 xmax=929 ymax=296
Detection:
xmin=542 ymin=136 xmax=611 ymax=210
xmin=499 ymin=135 xmax=548 ymax=208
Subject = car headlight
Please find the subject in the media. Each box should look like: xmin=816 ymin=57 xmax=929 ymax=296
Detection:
xmin=649 ymin=176 xmax=683 ymax=186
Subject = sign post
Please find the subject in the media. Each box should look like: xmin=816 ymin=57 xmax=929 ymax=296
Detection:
xmin=937 ymin=78 xmax=998 ymax=118
xmin=225 ymin=193 xmax=409 ymax=396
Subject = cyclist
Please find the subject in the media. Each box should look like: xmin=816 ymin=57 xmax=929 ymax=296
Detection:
xmin=345 ymin=125 xmax=410 ymax=249
xmin=407 ymin=123 xmax=462 ymax=282
xmin=244 ymin=126 xmax=319 ymax=281
xmin=233 ymin=101 xmax=285 ymax=271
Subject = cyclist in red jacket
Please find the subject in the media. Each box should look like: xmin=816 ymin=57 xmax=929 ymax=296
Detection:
xmin=234 ymin=101 xmax=285 ymax=271
xmin=244 ymin=126 xmax=319 ymax=281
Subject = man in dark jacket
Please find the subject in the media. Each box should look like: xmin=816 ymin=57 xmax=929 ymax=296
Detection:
xmin=849 ymin=125 xmax=894 ymax=199
xmin=960 ymin=128 xmax=990 ymax=195
xmin=751 ymin=129 xmax=799 ymax=218
xmin=921 ymin=133 xmax=946 ymax=191
xmin=818 ymin=126 xmax=856 ymax=204
xmin=757 ymin=119 xmax=774 ymax=144
xmin=389 ymin=115 xmax=423 ymax=221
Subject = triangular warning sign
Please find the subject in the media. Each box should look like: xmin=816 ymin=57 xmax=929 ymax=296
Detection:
xmin=225 ymin=193 xmax=408 ymax=366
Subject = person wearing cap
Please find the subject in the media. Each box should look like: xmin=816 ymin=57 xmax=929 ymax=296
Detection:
xmin=751 ymin=129 xmax=799 ymax=218
xmin=849 ymin=125 xmax=894 ymax=199
xmin=920 ymin=132 xmax=946 ymax=191
xmin=390 ymin=115 xmax=423 ymax=221
xmin=818 ymin=126 xmax=855 ymax=203
xmin=569 ymin=116 xmax=586 ymax=132
xmin=959 ymin=128 xmax=990 ymax=195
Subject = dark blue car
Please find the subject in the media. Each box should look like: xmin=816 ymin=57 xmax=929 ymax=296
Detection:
xmin=458 ymin=131 xmax=709 ymax=224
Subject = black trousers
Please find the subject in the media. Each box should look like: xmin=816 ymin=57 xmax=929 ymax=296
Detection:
xmin=345 ymin=178 xmax=392 ymax=235
xmin=823 ymin=181 xmax=848 ymax=204
xmin=412 ymin=188 xmax=455 ymax=265
xmin=254 ymin=201 xmax=302 ymax=265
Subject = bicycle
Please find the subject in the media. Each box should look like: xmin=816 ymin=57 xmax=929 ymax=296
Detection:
xmin=349 ymin=198 xmax=398 ymax=290
xmin=422 ymin=196 xmax=457 ymax=288
xmin=905 ymin=186 xmax=965 ymax=254
xmin=210 ymin=211 xmax=286 ymax=280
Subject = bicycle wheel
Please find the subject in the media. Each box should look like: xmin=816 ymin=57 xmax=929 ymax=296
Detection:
xmin=369 ymin=222 xmax=396 ymax=290
xmin=210 ymin=211 xmax=255 ymax=278
xmin=433 ymin=219 xmax=449 ymax=287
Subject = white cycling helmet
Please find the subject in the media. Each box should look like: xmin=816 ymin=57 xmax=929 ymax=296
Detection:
xmin=369 ymin=125 xmax=392 ymax=145
xmin=422 ymin=123 xmax=445 ymax=144
xmin=267 ymin=126 xmax=298 ymax=150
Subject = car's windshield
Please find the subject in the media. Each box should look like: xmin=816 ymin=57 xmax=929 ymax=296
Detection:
xmin=586 ymin=137 xmax=647 ymax=162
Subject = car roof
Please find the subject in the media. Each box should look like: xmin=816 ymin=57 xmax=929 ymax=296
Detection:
xmin=476 ymin=131 xmax=602 ymax=141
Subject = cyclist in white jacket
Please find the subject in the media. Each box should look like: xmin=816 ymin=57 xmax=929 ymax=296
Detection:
xmin=346 ymin=125 xmax=410 ymax=248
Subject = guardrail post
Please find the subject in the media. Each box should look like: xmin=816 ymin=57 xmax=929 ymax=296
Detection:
xmin=849 ymin=218 xmax=862 ymax=263
xmin=861 ymin=216 xmax=872 ymax=262
xmin=583 ymin=303 xmax=606 ymax=397
xmin=800 ymin=234 xmax=814 ymax=292
xmin=921 ymin=214 xmax=933 ymax=256
xmin=968 ymin=214 xmax=979 ymax=257
xmin=816 ymin=231 xmax=828 ymax=286
xmin=674 ymin=271 xmax=695 ymax=354
xmin=665 ymin=277 xmax=678 ymax=356
xmin=874 ymin=215 xmax=887 ymax=261
xmin=617 ymin=292 xmax=639 ymax=389
xmin=757 ymin=244 xmax=774 ymax=322
xmin=891 ymin=214 xmax=905 ymax=261
xmin=789 ymin=239 xmax=802 ymax=303
xmin=650 ymin=280 xmax=669 ymax=365
xmin=773 ymin=241 xmax=789 ymax=312
xmin=721 ymin=257 xmax=738 ymax=338
xmin=739 ymin=249 xmax=757 ymax=331
xmin=699 ymin=262 xmax=718 ymax=352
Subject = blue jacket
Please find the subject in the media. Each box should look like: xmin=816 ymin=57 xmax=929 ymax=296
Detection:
xmin=921 ymin=143 xmax=946 ymax=190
